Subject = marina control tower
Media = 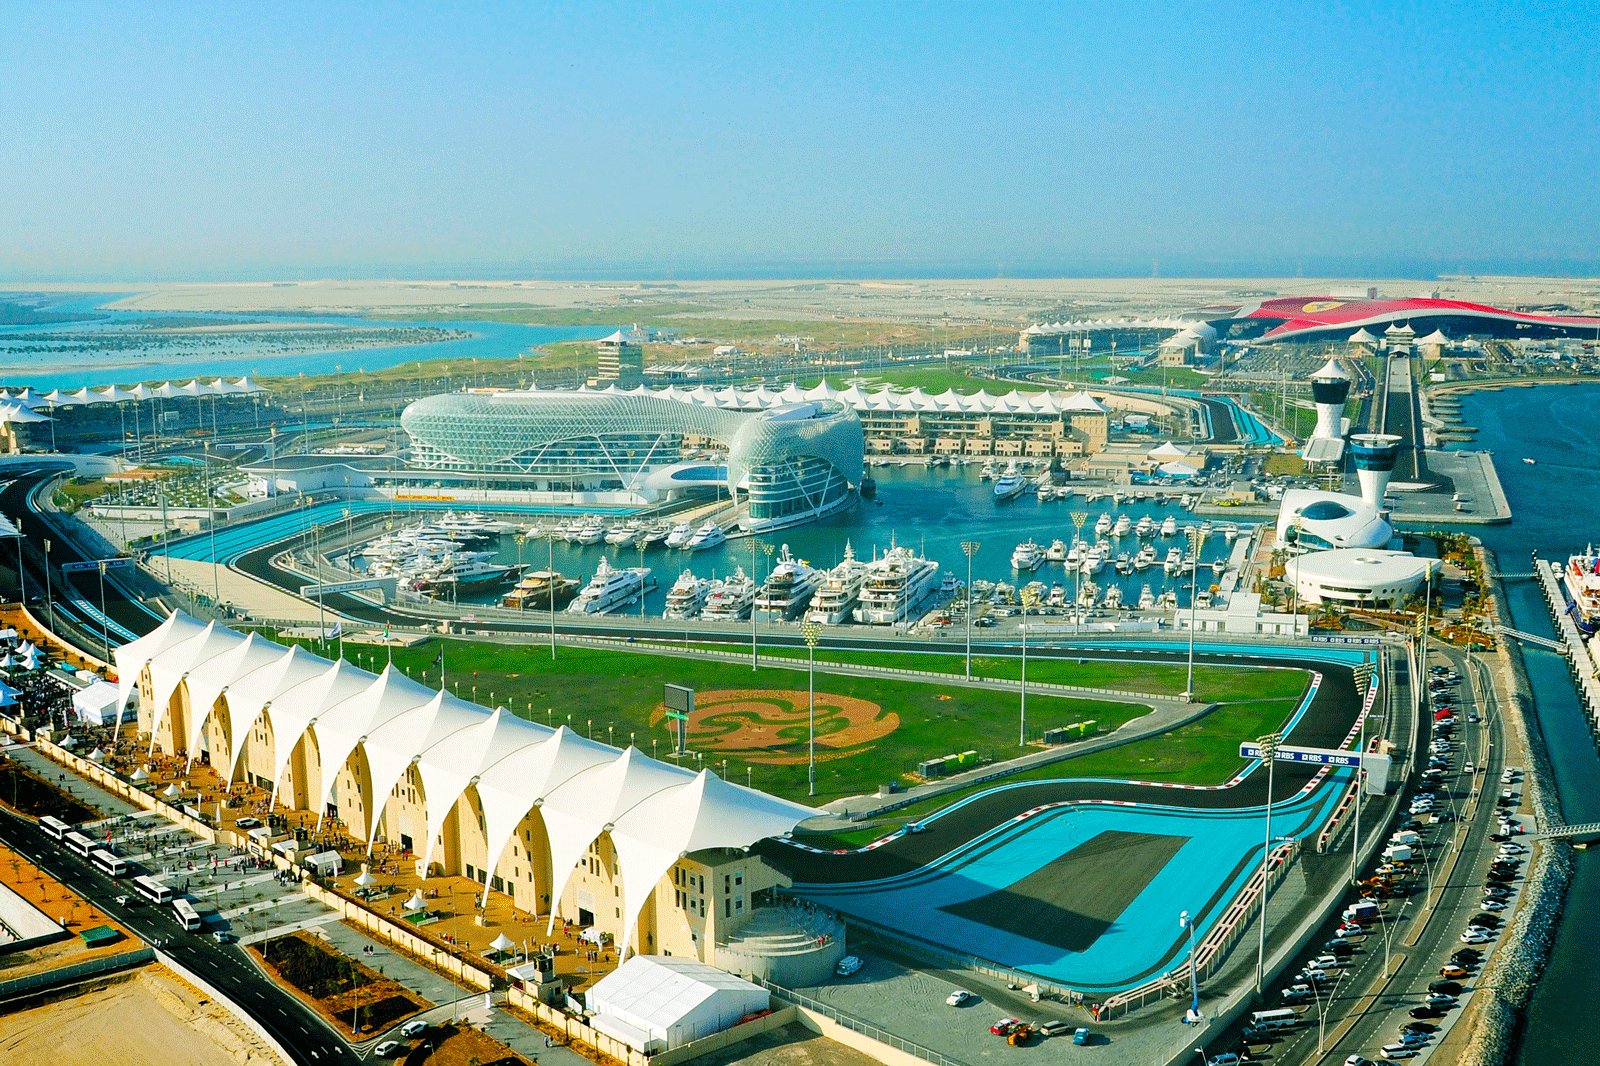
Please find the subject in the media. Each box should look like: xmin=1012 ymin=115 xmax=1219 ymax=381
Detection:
xmin=1350 ymin=433 xmax=1403 ymax=511
xmin=1301 ymin=357 xmax=1352 ymax=464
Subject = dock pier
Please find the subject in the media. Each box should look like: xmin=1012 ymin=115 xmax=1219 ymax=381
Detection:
xmin=1536 ymin=558 xmax=1600 ymax=734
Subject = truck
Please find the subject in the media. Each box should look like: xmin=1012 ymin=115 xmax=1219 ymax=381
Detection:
xmin=1391 ymin=830 xmax=1422 ymax=847
xmin=1384 ymin=844 xmax=1415 ymax=862
xmin=1342 ymin=900 xmax=1380 ymax=923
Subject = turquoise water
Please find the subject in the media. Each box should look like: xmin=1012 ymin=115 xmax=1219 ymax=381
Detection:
xmin=1444 ymin=383 xmax=1600 ymax=1066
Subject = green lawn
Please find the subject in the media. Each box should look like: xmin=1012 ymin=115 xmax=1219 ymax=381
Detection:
xmin=322 ymin=638 xmax=1143 ymax=806
xmin=793 ymin=693 xmax=1306 ymax=849
xmin=758 ymin=645 xmax=1307 ymax=704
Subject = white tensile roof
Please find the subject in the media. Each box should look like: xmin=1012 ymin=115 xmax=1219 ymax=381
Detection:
xmin=1418 ymin=329 xmax=1450 ymax=345
xmin=1311 ymin=357 xmax=1350 ymax=381
xmin=118 ymin=613 xmax=815 ymax=933
xmin=14 ymin=379 xmax=266 ymax=405
xmin=1347 ymin=327 xmax=1379 ymax=344
xmin=0 ymin=402 xmax=50 ymax=425
xmin=1148 ymin=441 xmax=1192 ymax=460
xmin=527 ymin=379 xmax=1109 ymax=418
xmin=588 ymin=954 xmax=767 ymax=1052
xmin=1022 ymin=316 xmax=1196 ymax=335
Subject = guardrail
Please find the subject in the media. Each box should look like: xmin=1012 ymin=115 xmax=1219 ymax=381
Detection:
xmin=750 ymin=975 xmax=968 ymax=1066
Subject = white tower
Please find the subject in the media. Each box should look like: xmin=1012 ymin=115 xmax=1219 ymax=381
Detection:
xmin=1350 ymin=433 xmax=1402 ymax=511
xmin=1309 ymin=357 xmax=1351 ymax=441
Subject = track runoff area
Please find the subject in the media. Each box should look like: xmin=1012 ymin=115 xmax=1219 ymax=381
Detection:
xmin=758 ymin=641 xmax=1378 ymax=997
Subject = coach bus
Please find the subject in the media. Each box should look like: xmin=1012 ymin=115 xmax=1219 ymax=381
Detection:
xmin=63 ymin=830 xmax=97 ymax=857
xmin=90 ymin=849 xmax=128 ymax=878
xmin=40 ymin=816 xmax=73 ymax=840
xmin=131 ymin=875 xmax=174 ymax=905
xmin=172 ymin=897 xmax=202 ymax=932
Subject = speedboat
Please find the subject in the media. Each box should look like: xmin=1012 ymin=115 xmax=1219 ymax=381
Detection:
xmin=1212 ymin=557 xmax=1227 ymax=575
xmin=686 ymin=521 xmax=726 ymax=551
xmin=1011 ymin=540 xmax=1044 ymax=571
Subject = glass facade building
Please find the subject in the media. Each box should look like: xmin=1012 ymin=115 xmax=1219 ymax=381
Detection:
xmin=400 ymin=388 xmax=863 ymax=533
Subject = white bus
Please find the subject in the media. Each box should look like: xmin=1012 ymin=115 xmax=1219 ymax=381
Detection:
xmin=63 ymin=830 xmax=97 ymax=857
xmin=132 ymin=875 xmax=174 ymax=905
xmin=91 ymin=849 xmax=128 ymax=878
xmin=40 ymin=816 xmax=73 ymax=840
xmin=1249 ymin=1007 xmax=1301 ymax=1030
xmin=172 ymin=897 xmax=202 ymax=932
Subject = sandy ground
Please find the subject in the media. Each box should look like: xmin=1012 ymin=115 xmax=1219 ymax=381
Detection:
xmin=0 ymin=965 xmax=285 ymax=1066
xmin=23 ymin=275 xmax=1595 ymax=324
xmin=694 ymin=1022 xmax=882 ymax=1066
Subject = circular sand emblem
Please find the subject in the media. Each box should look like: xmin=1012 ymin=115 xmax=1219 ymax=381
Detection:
xmin=650 ymin=689 xmax=899 ymax=765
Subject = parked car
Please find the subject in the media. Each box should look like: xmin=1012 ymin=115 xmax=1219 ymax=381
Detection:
xmin=990 ymin=1017 xmax=1023 ymax=1035
xmin=1409 ymin=1006 xmax=1445 ymax=1020
xmin=399 ymin=1020 xmax=428 ymax=1039
xmin=946 ymin=990 xmax=974 ymax=1006
xmin=374 ymin=1043 xmax=404 ymax=1059
xmin=1038 ymin=1020 xmax=1073 ymax=1038
xmin=1440 ymin=966 xmax=1470 ymax=979
xmin=835 ymin=955 xmax=863 ymax=978
xmin=1460 ymin=929 xmax=1494 ymax=944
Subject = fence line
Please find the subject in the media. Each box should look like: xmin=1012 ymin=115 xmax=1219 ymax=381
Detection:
xmin=751 ymin=975 xmax=968 ymax=1066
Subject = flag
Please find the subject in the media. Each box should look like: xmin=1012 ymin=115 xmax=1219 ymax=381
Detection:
xmin=433 ymin=648 xmax=444 ymax=667
xmin=327 ymin=622 xmax=342 ymax=640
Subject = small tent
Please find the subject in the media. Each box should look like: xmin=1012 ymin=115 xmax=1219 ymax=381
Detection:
xmin=73 ymin=680 xmax=129 ymax=725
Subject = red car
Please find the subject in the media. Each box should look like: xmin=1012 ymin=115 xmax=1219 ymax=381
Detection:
xmin=991 ymin=1018 xmax=1024 ymax=1036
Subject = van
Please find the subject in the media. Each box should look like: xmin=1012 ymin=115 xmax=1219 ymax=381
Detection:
xmin=1038 ymin=1020 xmax=1072 ymax=1038
xmin=399 ymin=1020 xmax=428 ymax=1039
xmin=1391 ymin=831 xmax=1422 ymax=846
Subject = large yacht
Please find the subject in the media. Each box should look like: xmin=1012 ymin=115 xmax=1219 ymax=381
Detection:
xmin=854 ymin=546 xmax=941 ymax=625
xmin=753 ymin=545 xmax=823 ymax=621
xmin=566 ymin=557 xmax=655 ymax=615
xmin=992 ymin=462 xmax=1027 ymax=502
xmin=686 ymin=521 xmax=727 ymax=552
xmin=1563 ymin=546 xmax=1600 ymax=635
xmin=662 ymin=569 xmax=712 ymax=620
xmin=502 ymin=569 xmax=578 ymax=610
xmin=570 ymin=515 xmax=607 ymax=545
xmin=701 ymin=566 xmax=756 ymax=621
xmin=663 ymin=522 xmax=696 ymax=549
xmin=1011 ymin=539 xmax=1044 ymax=571
xmin=1160 ymin=514 xmax=1179 ymax=537
xmin=804 ymin=542 xmax=870 ymax=625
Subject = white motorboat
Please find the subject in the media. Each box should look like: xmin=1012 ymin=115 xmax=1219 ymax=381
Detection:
xmin=1157 ymin=588 xmax=1179 ymax=610
xmin=1011 ymin=539 xmax=1044 ymax=571
xmin=804 ymin=542 xmax=869 ymax=624
xmin=686 ymin=521 xmax=726 ymax=551
xmin=605 ymin=521 xmax=643 ymax=546
xmin=1079 ymin=547 xmax=1105 ymax=575
xmin=754 ymin=544 xmax=823 ymax=621
xmin=1137 ymin=584 xmax=1156 ymax=610
xmin=663 ymin=569 xmax=711 ymax=619
xmin=1160 ymin=515 xmax=1179 ymax=537
xmin=663 ymin=522 xmax=696 ymax=549
xmin=1135 ymin=545 xmax=1157 ymax=571
xmin=1045 ymin=539 xmax=1068 ymax=563
xmin=1112 ymin=514 xmax=1132 ymax=537
xmin=1163 ymin=547 xmax=1184 ymax=574
xmin=1103 ymin=585 xmax=1124 ymax=609
xmin=567 ymin=557 xmax=655 ymax=614
xmin=1094 ymin=513 xmax=1113 ymax=536
xmin=1212 ymin=557 xmax=1227 ymax=575
xmin=571 ymin=515 xmax=607 ymax=545
xmin=993 ymin=463 xmax=1027 ymax=502
xmin=1135 ymin=515 xmax=1156 ymax=537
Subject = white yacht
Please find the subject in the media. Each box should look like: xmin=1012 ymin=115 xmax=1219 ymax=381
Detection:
xmin=567 ymin=557 xmax=655 ymax=614
xmin=1135 ymin=515 xmax=1156 ymax=537
xmin=1160 ymin=515 xmax=1179 ymax=537
xmin=1112 ymin=514 xmax=1132 ymax=537
xmin=1045 ymin=538 xmax=1068 ymax=563
xmin=662 ymin=570 xmax=711 ymax=620
xmin=753 ymin=545 xmax=823 ymax=621
xmin=1196 ymin=589 xmax=1215 ymax=609
xmin=1212 ymin=557 xmax=1227 ymax=576
xmin=992 ymin=463 xmax=1027 ymax=502
xmin=1137 ymin=584 xmax=1156 ymax=610
xmin=1079 ymin=547 xmax=1105 ymax=575
xmin=854 ymin=546 xmax=941 ymax=625
xmin=804 ymin=543 xmax=869 ymax=624
xmin=1157 ymin=588 xmax=1179 ymax=610
xmin=1011 ymin=539 xmax=1044 ymax=571
xmin=1094 ymin=513 xmax=1113 ymax=536
xmin=1103 ymin=585 xmax=1124 ymax=609
xmin=686 ymin=521 xmax=727 ymax=551
xmin=1163 ymin=547 xmax=1184 ymax=574
xmin=1135 ymin=544 xmax=1157 ymax=571
xmin=701 ymin=566 xmax=756 ymax=620
xmin=1077 ymin=580 xmax=1099 ymax=608
xmin=605 ymin=521 xmax=642 ymax=546
xmin=979 ymin=460 xmax=997 ymax=481
xmin=663 ymin=522 xmax=696 ymax=549
xmin=571 ymin=515 xmax=607 ymax=545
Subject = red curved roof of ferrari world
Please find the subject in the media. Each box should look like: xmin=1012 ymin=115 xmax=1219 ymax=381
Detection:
xmin=1231 ymin=296 xmax=1600 ymax=341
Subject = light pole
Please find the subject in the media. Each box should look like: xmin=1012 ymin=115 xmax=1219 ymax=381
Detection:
xmin=1019 ymin=587 xmax=1039 ymax=746
xmin=1183 ymin=527 xmax=1208 ymax=701
xmin=1255 ymin=731 xmax=1282 ymax=994
xmin=802 ymin=622 xmax=821 ymax=797
xmin=545 ymin=531 xmax=558 ymax=659
xmin=749 ymin=538 xmax=770 ymax=670
xmin=1069 ymin=512 xmax=1087 ymax=628
xmin=1179 ymin=909 xmax=1200 ymax=1023
xmin=13 ymin=515 xmax=24 ymax=606
xmin=97 ymin=560 xmax=111 ymax=659
xmin=960 ymin=540 xmax=980 ymax=678
xmin=42 ymin=538 xmax=55 ymax=635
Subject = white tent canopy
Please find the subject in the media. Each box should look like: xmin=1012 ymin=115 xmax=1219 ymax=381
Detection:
xmin=587 ymin=955 xmax=769 ymax=1054
xmin=73 ymin=680 xmax=128 ymax=725
xmin=117 ymin=612 xmax=814 ymax=939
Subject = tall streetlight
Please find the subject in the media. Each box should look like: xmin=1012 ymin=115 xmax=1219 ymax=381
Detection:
xmin=801 ymin=622 xmax=822 ymax=797
xmin=748 ymin=539 xmax=771 ymax=670
xmin=1019 ymin=587 xmax=1039 ymax=746
xmin=1255 ymin=730 xmax=1282 ymax=994
xmin=96 ymin=560 xmax=111 ymax=660
xmin=1179 ymin=909 xmax=1201 ymax=1023
xmin=1183 ymin=527 xmax=1208 ymax=701
xmin=1069 ymin=512 xmax=1088 ymax=627
xmin=42 ymin=538 xmax=55 ymax=635
xmin=544 ymin=530 xmax=559 ymax=659
xmin=960 ymin=540 xmax=980 ymax=678
xmin=13 ymin=515 xmax=25 ymax=606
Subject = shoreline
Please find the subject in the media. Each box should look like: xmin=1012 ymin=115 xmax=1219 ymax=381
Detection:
xmin=1459 ymin=542 xmax=1575 ymax=1066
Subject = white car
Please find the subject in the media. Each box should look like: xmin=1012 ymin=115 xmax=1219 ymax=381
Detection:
xmin=1481 ymin=898 xmax=1508 ymax=911
xmin=1498 ymin=843 xmax=1527 ymax=855
xmin=1460 ymin=929 xmax=1494 ymax=944
xmin=1380 ymin=1044 xmax=1419 ymax=1059
xmin=946 ymin=989 xmax=974 ymax=1006
xmin=374 ymin=1042 xmax=404 ymax=1059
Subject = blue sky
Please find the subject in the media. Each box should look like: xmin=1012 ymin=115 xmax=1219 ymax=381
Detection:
xmin=3 ymin=1 xmax=1597 ymax=280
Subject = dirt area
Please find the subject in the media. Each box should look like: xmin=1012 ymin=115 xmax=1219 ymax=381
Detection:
xmin=0 ymin=964 xmax=283 ymax=1066
xmin=397 ymin=1021 xmax=533 ymax=1066
xmin=0 ymin=839 xmax=136 ymax=982
xmin=691 ymin=1022 xmax=884 ymax=1066
xmin=252 ymin=930 xmax=429 ymax=1037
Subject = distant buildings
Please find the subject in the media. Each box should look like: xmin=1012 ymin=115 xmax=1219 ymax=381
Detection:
xmin=596 ymin=329 xmax=645 ymax=385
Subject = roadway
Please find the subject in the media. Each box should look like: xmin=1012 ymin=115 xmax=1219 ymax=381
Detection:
xmin=0 ymin=806 xmax=350 ymax=1065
